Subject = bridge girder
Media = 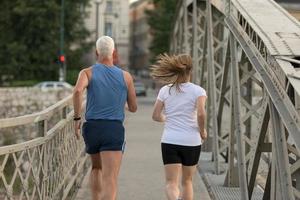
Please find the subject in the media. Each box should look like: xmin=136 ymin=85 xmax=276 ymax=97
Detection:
xmin=171 ymin=0 xmax=300 ymax=199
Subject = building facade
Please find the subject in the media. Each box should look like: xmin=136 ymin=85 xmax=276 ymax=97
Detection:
xmin=85 ymin=0 xmax=130 ymax=67
xmin=129 ymin=0 xmax=154 ymax=76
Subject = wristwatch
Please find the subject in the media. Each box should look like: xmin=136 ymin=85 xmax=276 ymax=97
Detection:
xmin=73 ymin=117 xmax=81 ymax=121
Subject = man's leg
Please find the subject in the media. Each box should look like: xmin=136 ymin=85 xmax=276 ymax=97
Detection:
xmin=181 ymin=165 xmax=197 ymax=200
xmin=100 ymin=151 xmax=123 ymax=200
xmin=90 ymin=153 xmax=102 ymax=200
xmin=164 ymin=164 xmax=181 ymax=200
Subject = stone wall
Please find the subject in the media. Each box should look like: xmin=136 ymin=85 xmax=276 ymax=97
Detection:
xmin=0 ymin=87 xmax=72 ymax=145
xmin=0 ymin=87 xmax=72 ymax=118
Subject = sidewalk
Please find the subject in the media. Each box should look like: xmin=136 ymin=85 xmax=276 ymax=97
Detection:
xmin=198 ymin=152 xmax=264 ymax=200
xmin=75 ymin=97 xmax=211 ymax=200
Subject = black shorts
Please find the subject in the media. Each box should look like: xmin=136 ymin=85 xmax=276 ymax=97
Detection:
xmin=82 ymin=119 xmax=125 ymax=154
xmin=161 ymin=143 xmax=201 ymax=166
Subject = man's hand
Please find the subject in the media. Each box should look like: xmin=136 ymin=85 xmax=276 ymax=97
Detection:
xmin=200 ymin=129 xmax=207 ymax=141
xmin=74 ymin=120 xmax=81 ymax=140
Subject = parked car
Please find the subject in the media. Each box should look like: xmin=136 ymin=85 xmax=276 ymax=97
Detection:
xmin=134 ymin=81 xmax=147 ymax=96
xmin=34 ymin=81 xmax=73 ymax=91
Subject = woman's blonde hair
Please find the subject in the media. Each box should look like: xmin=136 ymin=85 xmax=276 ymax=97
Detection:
xmin=150 ymin=53 xmax=193 ymax=91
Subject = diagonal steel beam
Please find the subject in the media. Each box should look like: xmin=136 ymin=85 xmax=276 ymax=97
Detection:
xmin=225 ymin=16 xmax=300 ymax=152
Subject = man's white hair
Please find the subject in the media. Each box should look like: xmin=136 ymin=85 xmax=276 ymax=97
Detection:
xmin=96 ymin=36 xmax=115 ymax=59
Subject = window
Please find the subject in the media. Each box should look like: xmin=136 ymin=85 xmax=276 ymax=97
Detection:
xmin=106 ymin=1 xmax=113 ymax=13
xmin=105 ymin=22 xmax=113 ymax=37
xmin=45 ymin=83 xmax=54 ymax=88
xmin=57 ymin=83 xmax=64 ymax=88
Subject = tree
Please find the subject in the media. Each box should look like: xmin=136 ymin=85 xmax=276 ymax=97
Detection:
xmin=146 ymin=0 xmax=178 ymax=60
xmin=0 ymin=0 xmax=92 ymax=85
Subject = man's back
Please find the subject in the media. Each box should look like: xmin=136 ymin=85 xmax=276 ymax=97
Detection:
xmin=85 ymin=63 xmax=127 ymax=122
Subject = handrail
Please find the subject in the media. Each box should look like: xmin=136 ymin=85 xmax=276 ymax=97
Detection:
xmin=0 ymin=111 xmax=73 ymax=154
xmin=0 ymin=94 xmax=88 ymax=200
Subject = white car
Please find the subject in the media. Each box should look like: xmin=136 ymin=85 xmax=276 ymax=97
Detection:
xmin=34 ymin=81 xmax=73 ymax=91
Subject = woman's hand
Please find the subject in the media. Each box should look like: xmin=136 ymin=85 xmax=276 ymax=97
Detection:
xmin=74 ymin=120 xmax=81 ymax=140
xmin=200 ymin=129 xmax=207 ymax=141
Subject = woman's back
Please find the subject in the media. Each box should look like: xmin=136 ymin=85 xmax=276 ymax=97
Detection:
xmin=151 ymin=53 xmax=207 ymax=200
xmin=158 ymin=82 xmax=206 ymax=146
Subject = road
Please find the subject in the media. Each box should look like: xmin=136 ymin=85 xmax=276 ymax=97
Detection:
xmin=76 ymin=95 xmax=210 ymax=200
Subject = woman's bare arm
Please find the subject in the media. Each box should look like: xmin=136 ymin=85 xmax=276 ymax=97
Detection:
xmin=152 ymin=100 xmax=165 ymax=122
xmin=197 ymin=96 xmax=207 ymax=140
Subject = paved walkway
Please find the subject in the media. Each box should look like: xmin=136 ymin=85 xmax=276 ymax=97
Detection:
xmin=75 ymin=97 xmax=211 ymax=200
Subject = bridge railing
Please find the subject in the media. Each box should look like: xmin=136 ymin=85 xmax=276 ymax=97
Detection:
xmin=171 ymin=0 xmax=300 ymax=199
xmin=0 ymin=95 xmax=89 ymax=200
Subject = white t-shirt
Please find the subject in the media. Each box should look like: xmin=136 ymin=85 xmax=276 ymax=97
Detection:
xmin=157 ymin=82 xmax=207 ymax=146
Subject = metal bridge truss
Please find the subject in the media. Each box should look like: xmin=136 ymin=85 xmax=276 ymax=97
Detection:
xmin=0 ymin=96 xmax=89 ymax=200
xmin=171 ymin=0 xmax=300 ymax=199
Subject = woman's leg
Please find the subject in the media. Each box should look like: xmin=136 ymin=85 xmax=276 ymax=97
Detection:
xmin=181 ymin=165 xmax=197 ymax=200
xmin=164 ymin=164 xmax=181 ymax=200
xmin=100 ymin=151 xmax=123 ymax=200
xmin=90 ymin=153 xmax=102 ymax=200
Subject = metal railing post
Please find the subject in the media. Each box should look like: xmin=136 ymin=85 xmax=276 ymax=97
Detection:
xmin=230 ymin=33 xmax=249 ymax=200
xmin=206 ymin=0 xmax=220 ymax=174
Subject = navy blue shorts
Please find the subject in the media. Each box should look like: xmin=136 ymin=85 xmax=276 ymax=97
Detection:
xmin=82 ymin=119 xmax=125 ymax=154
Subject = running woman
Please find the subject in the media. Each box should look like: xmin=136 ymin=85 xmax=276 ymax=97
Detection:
xmin=151 ymin=54 xmax=207 ymax=200
xmin=73 ymin=36 xmax=137 ymax=200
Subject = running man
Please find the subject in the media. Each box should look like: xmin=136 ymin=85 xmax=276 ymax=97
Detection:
xmin=151 ymin=54 xmax=207 ymax=200
xmin=73 ymin=36 xmax=137 ymax=200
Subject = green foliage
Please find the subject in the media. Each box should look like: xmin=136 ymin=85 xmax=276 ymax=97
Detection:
xmin=10 ymin=80 xmax=40 ymax=87
xmin=66 ymin=69 xmax=80 ymax=85
xmin=146 ymin=0 xmax=178 ymax=61
xmin=0 ymin=0 xmax=92 ymax=85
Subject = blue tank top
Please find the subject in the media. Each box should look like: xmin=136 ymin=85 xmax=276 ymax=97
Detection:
xmin=85 ymin=63 xmax=128 ymax=122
